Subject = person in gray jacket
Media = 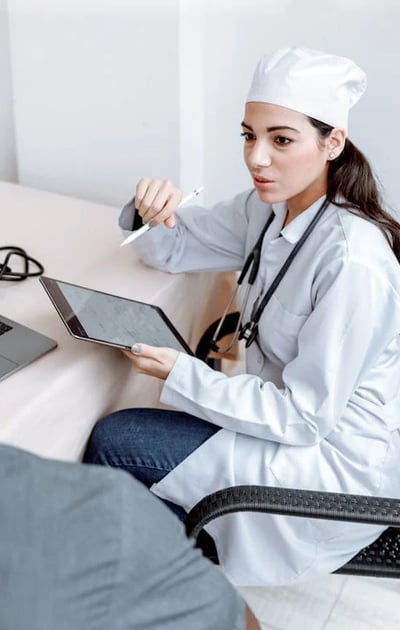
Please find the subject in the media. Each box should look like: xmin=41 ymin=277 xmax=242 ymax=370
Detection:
xmin=0 ymin=443 xmax=259 ymax=630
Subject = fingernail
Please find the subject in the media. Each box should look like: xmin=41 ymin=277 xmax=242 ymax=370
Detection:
xmin=131 ymin=343 xmax=142 ymax=354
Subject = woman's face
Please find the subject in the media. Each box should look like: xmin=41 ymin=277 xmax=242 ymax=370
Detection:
xmin=242 ymin=102 xmax=331 ymax=212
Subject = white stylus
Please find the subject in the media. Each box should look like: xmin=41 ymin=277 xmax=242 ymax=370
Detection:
xmin=120 ymin=186 xmax=205 ymax=247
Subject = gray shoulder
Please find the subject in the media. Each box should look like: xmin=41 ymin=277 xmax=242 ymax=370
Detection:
xmin=0 ymin=446 xmax=246 ymax=630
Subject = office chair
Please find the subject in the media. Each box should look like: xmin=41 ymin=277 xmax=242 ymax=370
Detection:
xmin=189 ymin=312 xmax=400 ymax=578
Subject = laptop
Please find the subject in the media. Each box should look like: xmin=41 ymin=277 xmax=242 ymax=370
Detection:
xmin=0 ymin=314 xmax=57 ymax=382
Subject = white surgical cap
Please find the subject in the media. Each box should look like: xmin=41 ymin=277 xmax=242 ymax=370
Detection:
xmin=246 ymin=47 xmax=367 ymax=130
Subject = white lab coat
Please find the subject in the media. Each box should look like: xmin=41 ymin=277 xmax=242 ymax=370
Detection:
xmin=120 ymin=190 xmax=400 ymax=586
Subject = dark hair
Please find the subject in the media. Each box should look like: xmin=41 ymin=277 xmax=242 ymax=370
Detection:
xmin=308 ymin=116 xmax=400 ymax=262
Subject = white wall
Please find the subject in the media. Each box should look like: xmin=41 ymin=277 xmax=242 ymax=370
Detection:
xmin=8 ymin=0 xmax=181 ymax=206
xmin=178 ymin=0 xmax=204 ymax=197
xmin=5 ymin=0 xmax=400 ymax=213
xmin=0 ymin=0 xmax=17 ymax=182
xmin=202 ymin=0 xmax=400 ymax=212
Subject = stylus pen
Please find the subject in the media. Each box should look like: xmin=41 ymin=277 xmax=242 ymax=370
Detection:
xmin=120 ymin=186 xmax=205 ymax=247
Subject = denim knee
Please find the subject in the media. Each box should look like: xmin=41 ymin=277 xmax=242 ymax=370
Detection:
xmin=83 ymin=410 xmax=127 ymax=465
xmin=83 ymin=407 xmax=220 ymax=475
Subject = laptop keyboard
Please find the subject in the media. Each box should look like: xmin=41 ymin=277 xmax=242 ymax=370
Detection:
xmin=0 ymin=321 xmax=13 ymax=336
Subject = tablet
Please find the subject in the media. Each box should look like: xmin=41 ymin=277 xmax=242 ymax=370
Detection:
xmin=39 ymin=276 xmax=194 ymax=355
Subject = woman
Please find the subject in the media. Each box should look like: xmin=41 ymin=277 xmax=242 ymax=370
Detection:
xmin=84 ymin=47 xmax=400 ymax=586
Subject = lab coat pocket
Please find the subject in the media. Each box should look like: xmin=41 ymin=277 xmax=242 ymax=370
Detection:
xmin=259 ymin=295 xmax=308 ymax=364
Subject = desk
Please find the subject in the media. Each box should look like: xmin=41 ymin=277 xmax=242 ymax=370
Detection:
xmin=0 ymin=182 xmax=231 ymax=461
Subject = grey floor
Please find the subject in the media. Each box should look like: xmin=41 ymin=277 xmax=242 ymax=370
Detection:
xmin=239 ymin=575 xmax=400 ymax=630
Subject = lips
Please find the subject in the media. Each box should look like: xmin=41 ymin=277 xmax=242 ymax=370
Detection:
xmin=253 ymin=174 xmax=274 ymax=184
xmin=252 ymin=174 xmax=276 ymax=192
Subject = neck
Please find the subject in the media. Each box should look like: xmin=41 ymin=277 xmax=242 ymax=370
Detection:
xmin=284 ymin=179 xmax=328 ymax=227
xmin=284 ymin=206 xmax=307 ymax=227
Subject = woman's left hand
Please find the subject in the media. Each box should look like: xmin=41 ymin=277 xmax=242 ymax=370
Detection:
xmin=122 ymin=343 xmax=179 ymax=380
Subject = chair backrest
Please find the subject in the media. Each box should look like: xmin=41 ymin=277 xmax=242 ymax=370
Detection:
xmin=335 ymin=527 xmax=400 ymax=577
xmin=195 ymin=312 xmax=240 ymax=361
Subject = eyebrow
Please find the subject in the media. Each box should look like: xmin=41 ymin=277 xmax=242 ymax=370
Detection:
xmin=241 ymin=121 xmax=300 ymax=133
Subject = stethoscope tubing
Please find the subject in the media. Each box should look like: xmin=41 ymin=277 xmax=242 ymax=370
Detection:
xmin=0 ymin=245 xmax=44 ymax=281
xmin=211 ymin=196 xmax=331 ymax=352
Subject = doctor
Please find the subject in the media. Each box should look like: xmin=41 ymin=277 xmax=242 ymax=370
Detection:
xmin=84 ymin=47 xmax=400 ymax=587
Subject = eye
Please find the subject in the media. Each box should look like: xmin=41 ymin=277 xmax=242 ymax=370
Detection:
xmin=274 ymin=136 xmax=293 ymax=146
xmin=240 ymin=131 xmax=256 ymax=142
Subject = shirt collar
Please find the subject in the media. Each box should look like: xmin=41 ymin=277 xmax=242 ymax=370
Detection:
xmin=272 ymin=195 xmax=330 ymax=244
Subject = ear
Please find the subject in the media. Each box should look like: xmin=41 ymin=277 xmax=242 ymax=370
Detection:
xmin=326 ymin=128 xmax=346 ymax=160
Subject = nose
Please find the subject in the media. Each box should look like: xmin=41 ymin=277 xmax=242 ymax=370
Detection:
xmin=247 ymin=141 xmax=272 ymax=168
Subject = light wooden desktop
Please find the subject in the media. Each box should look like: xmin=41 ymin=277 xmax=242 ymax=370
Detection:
xmin=0 ymin=181 xmax=232 ymax=461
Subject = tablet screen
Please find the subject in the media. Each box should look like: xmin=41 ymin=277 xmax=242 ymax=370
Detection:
xmin=40 ymin=276 xmax=192 ymax=354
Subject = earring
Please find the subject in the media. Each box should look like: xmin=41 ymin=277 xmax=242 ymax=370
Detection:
xmin=328 ymin=152 xmax=336 ymax=159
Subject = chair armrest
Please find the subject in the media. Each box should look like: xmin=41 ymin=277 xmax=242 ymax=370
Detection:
xmin=185 ymin=485 xmax=400 ymax=539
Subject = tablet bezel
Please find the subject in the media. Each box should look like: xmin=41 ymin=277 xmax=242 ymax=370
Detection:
xmin=39 ymin=276 xmax=194 ymax=355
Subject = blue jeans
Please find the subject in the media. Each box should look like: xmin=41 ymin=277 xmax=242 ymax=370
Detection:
xmin=83 ymin=408 xmax=220 ymax=521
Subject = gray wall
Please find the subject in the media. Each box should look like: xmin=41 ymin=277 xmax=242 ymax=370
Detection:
xmin=0 ymin=0 xmax=17 ymax=182
xmin=203 ymin=0 xmax=400 ymax=212
xmin=3 ymin=0 xmax=400 ymax=215
xmin=8 ymin=0 xmax=180 ymax=206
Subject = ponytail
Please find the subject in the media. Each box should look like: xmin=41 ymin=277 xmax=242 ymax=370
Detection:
xmin=309 ymin=117 xmax=400 ymax=262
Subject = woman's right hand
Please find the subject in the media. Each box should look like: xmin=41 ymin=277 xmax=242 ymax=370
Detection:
xmin=135 ymin=178 xmax=183 ymax=229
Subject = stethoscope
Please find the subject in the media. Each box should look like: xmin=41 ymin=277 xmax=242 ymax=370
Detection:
xmin=209 ymin=196 xmax=331 ymax=352
xmin=0 ymin=246 xmax=44 ymax=282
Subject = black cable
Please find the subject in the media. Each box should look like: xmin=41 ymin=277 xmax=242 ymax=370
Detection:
xmin=0 ymin=246 xmax=44 ymax=281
